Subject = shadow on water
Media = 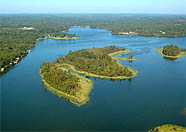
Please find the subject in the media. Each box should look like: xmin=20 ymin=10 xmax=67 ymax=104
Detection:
xmin=128 ymin=60 xmax=133 ymax=63
xmin=163 ymin=57 xmax=177 ymax=61
xmin=128 ymin=78 xmax=132 ymax=82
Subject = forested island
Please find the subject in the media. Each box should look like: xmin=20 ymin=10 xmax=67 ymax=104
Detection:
xmin=156 ymin=45 xmax=186 ymax=59
xmin=40 ymin=46 xmax=137 ymax=105
xmin=1 ymin=14 xmax=186 ymax=74
xmin=149 ymin=124 xmax=186 ymax=132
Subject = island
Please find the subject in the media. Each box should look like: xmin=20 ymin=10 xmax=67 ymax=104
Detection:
xmin=149 ymin=124 xmax=186 ymax=132
xmin=48 ymin=33 xmax=80 ymax=40
xmin=40 ymin=46 xmax=137 ymax=106
xmin=155 ymin=45 xmax=186 ymax=59
xmin=120 ymin=55 xmax=137 ymax=61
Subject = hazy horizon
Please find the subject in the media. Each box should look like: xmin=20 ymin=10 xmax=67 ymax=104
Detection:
xmin=0 ymin=0 xmax=185 ymax=14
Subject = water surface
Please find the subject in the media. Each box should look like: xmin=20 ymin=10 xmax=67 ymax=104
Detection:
xmin=1 ymin=28 xmax=185 ymax=131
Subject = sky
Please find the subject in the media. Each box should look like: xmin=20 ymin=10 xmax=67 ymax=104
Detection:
xmin=0 ymin=0 xmax=185 ymax=14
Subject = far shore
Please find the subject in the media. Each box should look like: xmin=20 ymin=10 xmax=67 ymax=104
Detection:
xmin=112 ymin=31 xmax=186 ymax=37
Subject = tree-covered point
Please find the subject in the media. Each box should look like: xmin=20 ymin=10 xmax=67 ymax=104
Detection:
xmin=40 ymin=62 xmax=80 ymax=95
xmin=40 ymin=61 xmax=93 ymax=106
xmin=54 ymin=46 xmax=135 ymax=78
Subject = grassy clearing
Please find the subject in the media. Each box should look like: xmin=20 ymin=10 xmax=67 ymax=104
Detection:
xmin=40 ymin=68 xmax=93 ymax=107
xmin=155 ymin=48 xmax=186 ymax=59
xmin=149 ymin=124 xmax=186 ymax=132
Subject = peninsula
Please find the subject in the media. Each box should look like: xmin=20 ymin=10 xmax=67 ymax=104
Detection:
xmin=40 ymin=46 xmax=137 ymax=106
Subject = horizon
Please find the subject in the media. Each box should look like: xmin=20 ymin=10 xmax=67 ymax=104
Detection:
xmin=0 ymin=13 xmax=186 ymax=16
xmin=0 ymin=0 xmax=185 ymax=14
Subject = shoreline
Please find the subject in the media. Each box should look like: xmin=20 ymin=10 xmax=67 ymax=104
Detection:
xmin=112 ymin=32 xmax=186 ymax=38
xmin=0 ymin=35 xmax=80 ymax=73
xmin=40 ymin=68 xmax=93 ymax=106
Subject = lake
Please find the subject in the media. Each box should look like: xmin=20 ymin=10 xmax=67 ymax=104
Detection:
xmin=1 ymin=28 xmax=185 ymax=131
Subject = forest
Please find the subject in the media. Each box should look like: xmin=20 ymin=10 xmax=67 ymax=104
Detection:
xmin=1 ymin=14 xmax=186 ymax=71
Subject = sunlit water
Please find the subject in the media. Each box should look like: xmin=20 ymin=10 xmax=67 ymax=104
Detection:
xmin=1 ymin=28 xmax=185 ymax=131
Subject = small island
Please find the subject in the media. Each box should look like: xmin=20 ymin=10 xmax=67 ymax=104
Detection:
xmin=40 ymin=46 xmax=137 ymax=106
xmin=149 ymin=124 xmax=186 ymax=132
xmin=120 ymin=55 xmax=137 ymax=61
xmin=156 ymin=45 xmax=186 ymax=59
xmin=49 ymin=36 xmax=80 ymax=40
xmin=49 ymin=33 xmax=80 ymax=40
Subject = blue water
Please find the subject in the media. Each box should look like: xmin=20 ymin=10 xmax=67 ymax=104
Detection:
xmin=1 ymin=28 xmax=185 ymax=131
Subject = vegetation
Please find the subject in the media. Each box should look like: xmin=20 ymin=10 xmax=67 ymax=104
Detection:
xmin=40 ymin=62 xmax=93 ymax=106
xmin=1 ymin=14 xmax=186 ymax=73
xmin=155 ymin=45 xmax=186 ymax=59
xmin=162 ymin=45 xmax=181 ymax=56
xmin=54 ymin=46 xmax=137 ymax=79
xmin=0 ymin=15 xmax=78 ymax=71
xmin=149 ymin=124 xmax=186 ymax=132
